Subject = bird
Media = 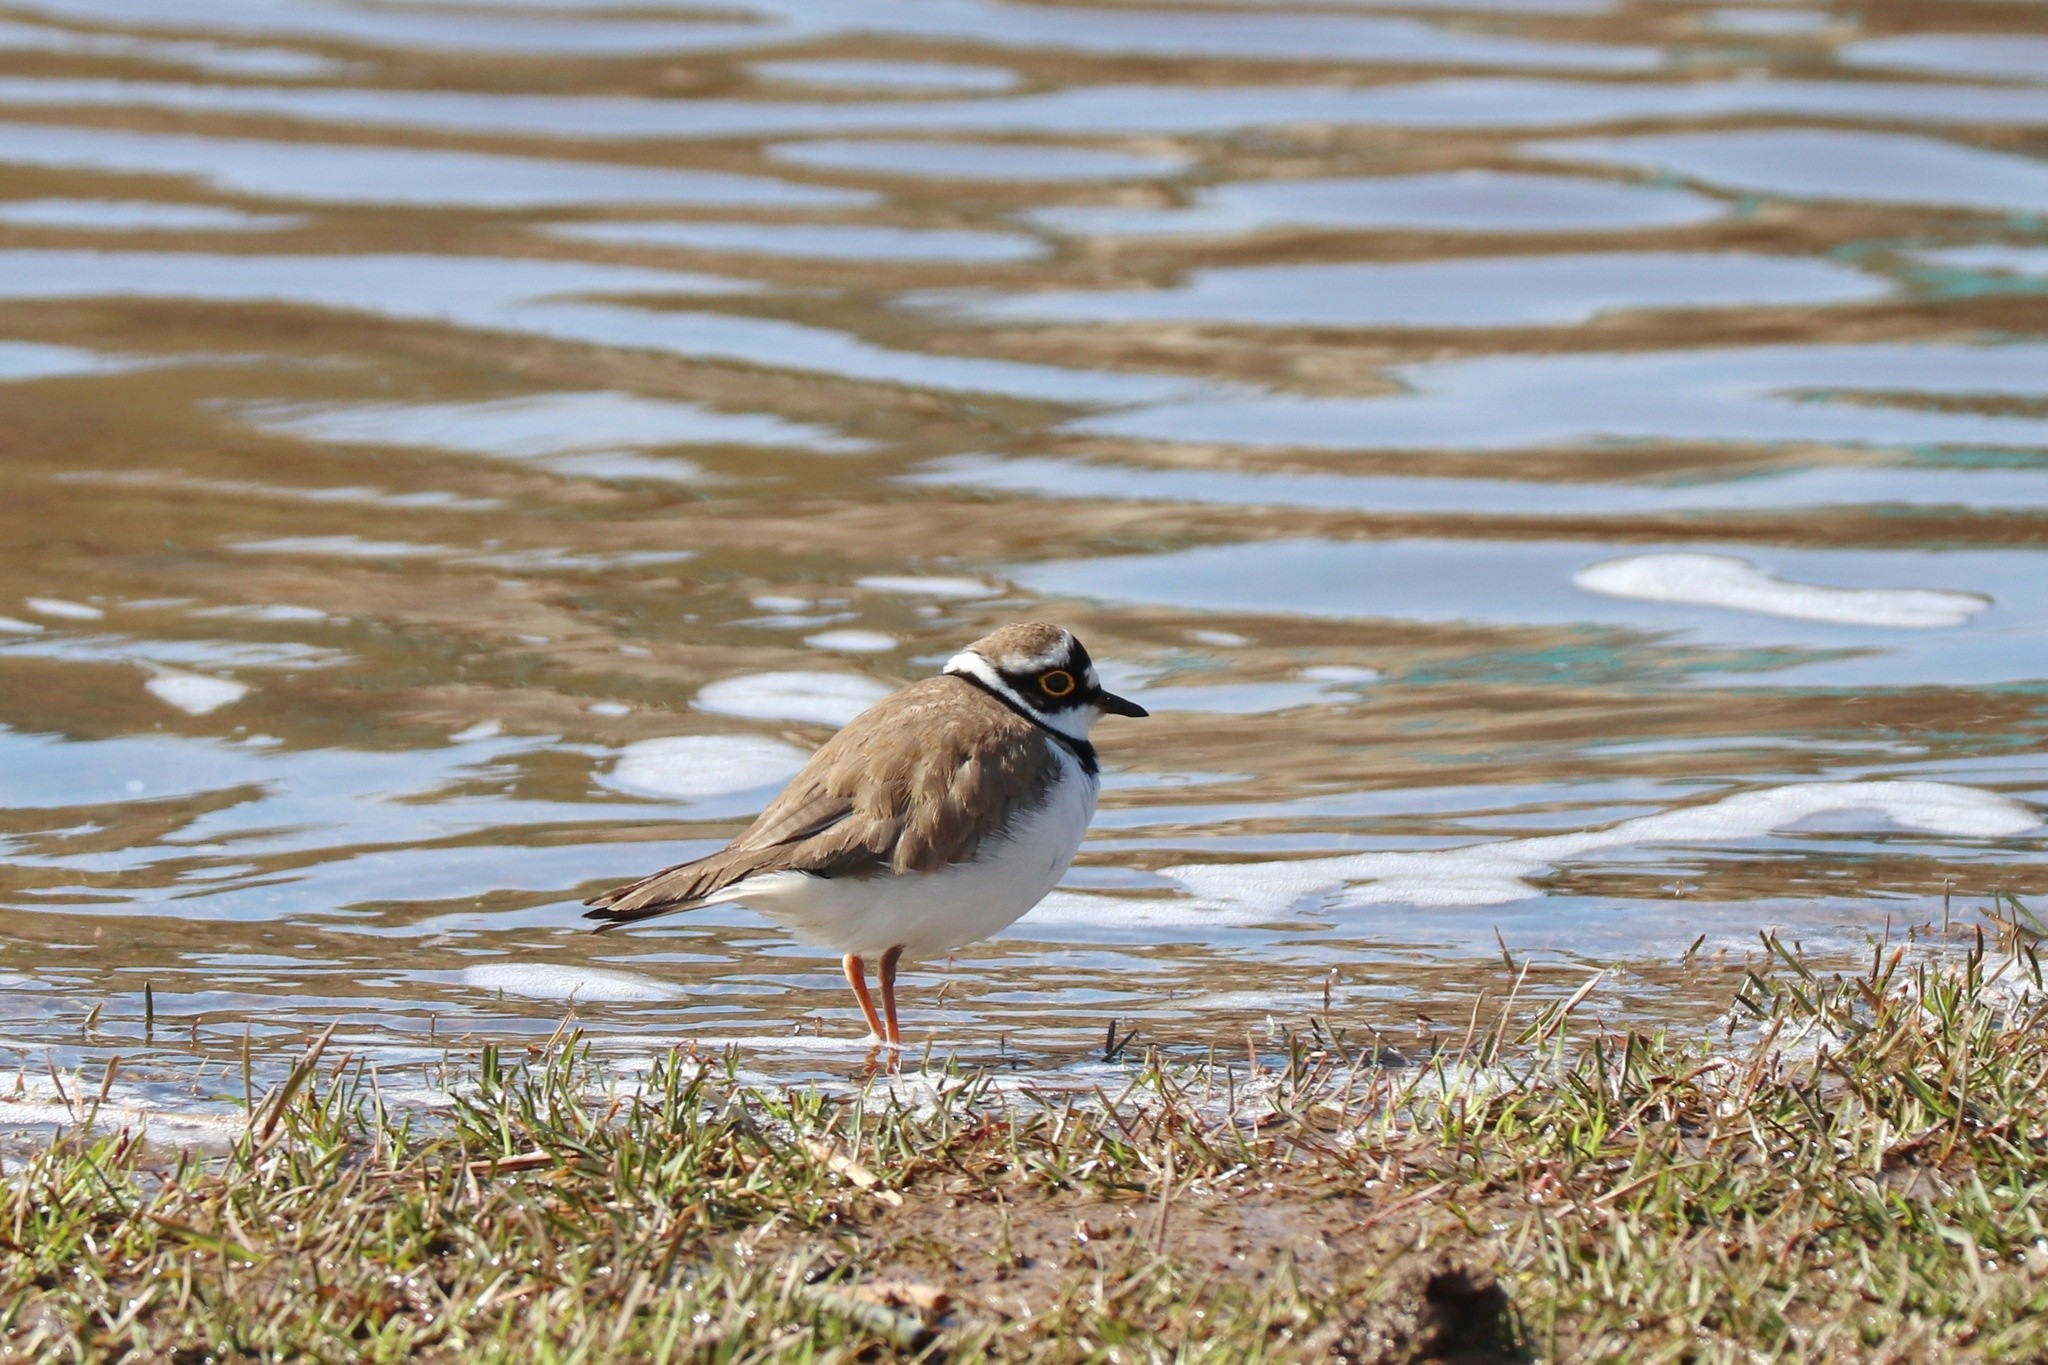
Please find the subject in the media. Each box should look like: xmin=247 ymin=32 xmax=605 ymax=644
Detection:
xmin=584 ymin=622 xmax=1148 ymax=1047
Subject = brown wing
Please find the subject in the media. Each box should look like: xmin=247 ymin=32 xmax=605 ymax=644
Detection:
xmin=583 ymin=676 xmax=1057 ymax=926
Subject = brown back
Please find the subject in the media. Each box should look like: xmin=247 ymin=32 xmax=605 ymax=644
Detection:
xmin=585 ymin=674 xmax=1059 ymax=923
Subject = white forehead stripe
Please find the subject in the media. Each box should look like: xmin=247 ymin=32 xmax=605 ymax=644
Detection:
xmin=944 ymin=648 xmax=1100 ymax=740
xmin=1018 ymin=645 xmax=1070 ymax=671
xmin=944 ymin=650 xmax=1026 ymax=705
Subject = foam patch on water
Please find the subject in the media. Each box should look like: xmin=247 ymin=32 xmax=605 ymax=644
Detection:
xmin=694 ymin=671 xmax=893 ymax=727
xmin=25 ymin=596 xmax=102 ymax=619
xmin=190 ymin=603 xmax=331 ymax=623
xmin=805 ymin=629 xmax=896 ymax=653
xmin=0 ymin=615 xmax=42 ymax=633
xmin=1145 ymin=781 xmax=2039 ymax=919
xmin=1019 ymin=888 xmax=1275 ymax=931
xmin=1573 ymin=553 xmax=1991 ymax=628
xmin=230 ymin=535 xmax=445 ymax=559
xmin=0 ymin=1096 xmax=246 ymax=1146
xmin=601 ymin=734 xmax=810 ymax=801
xmin=457 ymin=963 xmax=680 ymax=1003
xmin=856 ymin=574 xmax=1002 ymax=599
xmin=144 ymin=669 xmax=250 ymax=715
xmin=243 ymin=391 xmax=868 ymax=458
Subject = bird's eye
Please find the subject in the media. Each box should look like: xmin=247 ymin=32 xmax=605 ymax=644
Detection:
xmin=1039 ymin=669 xmax=1076 ymax=698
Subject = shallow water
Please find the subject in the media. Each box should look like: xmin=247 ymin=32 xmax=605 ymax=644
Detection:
xmin=0 ymin=0 xmax=2045 ymax=1114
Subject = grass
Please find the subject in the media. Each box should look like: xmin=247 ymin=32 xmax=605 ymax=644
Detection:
xmin=7 ymin=927 xmax=2048 ymax=1362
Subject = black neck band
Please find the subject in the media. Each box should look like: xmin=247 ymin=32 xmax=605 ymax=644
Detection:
xmin=949 ymin=672 xmax=1099 ymax=776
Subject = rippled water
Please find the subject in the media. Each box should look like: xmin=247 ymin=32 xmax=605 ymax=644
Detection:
xmin=1 ymin=0 xmax=2045 ymax=1117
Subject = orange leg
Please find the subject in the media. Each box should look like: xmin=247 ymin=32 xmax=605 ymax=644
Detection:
xmin=878 ymin=946 xmax=904 ymax=1047
xmin=842 ymin=953 xmax=885 ymax=1042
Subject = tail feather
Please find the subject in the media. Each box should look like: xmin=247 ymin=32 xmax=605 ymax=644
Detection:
xmin=583 ymin=846 xmax=784 ymax=928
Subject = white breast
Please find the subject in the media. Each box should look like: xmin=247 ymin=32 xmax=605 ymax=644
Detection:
xmin=714 ymin=742 xmax=1097 ymax=960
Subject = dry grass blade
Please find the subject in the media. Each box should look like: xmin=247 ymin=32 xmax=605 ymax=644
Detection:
xmin=803 ymin=1136 xmax=903 ymax=1206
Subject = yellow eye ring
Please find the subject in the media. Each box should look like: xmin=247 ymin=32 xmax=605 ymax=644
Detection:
xmin=1040 ymin=669 xmax=1077 ymax=698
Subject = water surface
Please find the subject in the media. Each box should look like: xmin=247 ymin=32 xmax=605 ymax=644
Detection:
xmin=1 ymin=0 xmax=2044 ymax=1119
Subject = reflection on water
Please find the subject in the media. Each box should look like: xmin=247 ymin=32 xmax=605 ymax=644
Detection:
xmin=1 ymin=0 xmax=2045 ymax=1115
xmin=1533 ymin=127 xmax=2048 ymax=213
xmin=923 ymin=251 xmax=1891 ymax=327
xmin=1026 ymin=170 xmax=1728 ymax=237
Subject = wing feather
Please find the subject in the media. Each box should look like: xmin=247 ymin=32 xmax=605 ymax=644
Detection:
xmin=584 ymin=677 xmax=1056 ymax=927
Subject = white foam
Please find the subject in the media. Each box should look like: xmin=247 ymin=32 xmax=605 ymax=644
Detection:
xmin=856 ymin=574 xmax=1002 ymax=599
xmin=188 ymin=603 xmax=331 ymax=623
xmin=693 ymin=671 xmax=893 ymax=727
xmin=1573 ymin=553 xmax=1991 ymax=628
xmin=1299 ymin=665 xmax=1381 ymax=683
xmin=1140 ymin=781 xmax=2038 ymax=919
xmin=25 ymin=596 xmax=102 ymax=620
xmin=0 ymin=615 xmax=44 ymax=633
xmin=450 ymin=720 xmax=502 ymax=743
xmin=601 ymin=734 xmax=809 ymax=800
xmin=243 ymin=391 xmax=867 ymax=458
xmin=668 ymin=1033 xmax=893 ymax=1055
xmin=457 ymin=963 xmax=679 ymax=1003
xmin=805 ymin=629 xmax=896 ymax=653
xmin=229 ymin=535 xmax=444 ymax=558
xmin=144 ymin=670 xmax=250 ymax=715
xmin=0 ymin=1096 xmax=244 ymax=1146
xmin=1020 ymin=888 xmax=1277 ymax=930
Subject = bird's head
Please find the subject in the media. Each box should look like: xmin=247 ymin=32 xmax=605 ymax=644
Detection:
xmin=944 ymin=622 xmax=1148 ymax=739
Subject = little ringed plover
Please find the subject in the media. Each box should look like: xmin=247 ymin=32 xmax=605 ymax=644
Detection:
xmin=585 ymin=622 xmax=1147 ymax=1045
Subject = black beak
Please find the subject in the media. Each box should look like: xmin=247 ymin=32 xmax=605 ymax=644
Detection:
xmin=1094 ymin=688 xmax=1149 ymax=718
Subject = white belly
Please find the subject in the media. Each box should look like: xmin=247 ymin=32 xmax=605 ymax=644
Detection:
xmin=712 ymin=750 xmax=1097 ymax=960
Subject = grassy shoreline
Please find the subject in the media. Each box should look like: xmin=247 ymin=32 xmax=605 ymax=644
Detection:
xmin=7 ymin=936 xmax=2048 ymax=1362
